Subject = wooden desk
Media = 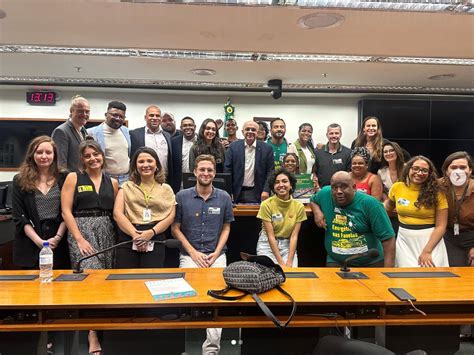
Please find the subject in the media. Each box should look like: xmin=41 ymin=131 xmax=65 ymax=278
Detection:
xmin=0 ymin=267 xmax=473 ymax=332
xmin=232 ymin=204 xmax=313 ymax=217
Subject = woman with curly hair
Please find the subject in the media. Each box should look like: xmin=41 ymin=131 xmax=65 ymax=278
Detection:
xmin=189 ymin=118 xmax=226 ymax=173
xmin=257 ymin=168 xmax=307 ymax=267
xmin=350 ymin=147 xmax=383 ymax=201
xmin=385 ymin=156 xmax=449 ymax=267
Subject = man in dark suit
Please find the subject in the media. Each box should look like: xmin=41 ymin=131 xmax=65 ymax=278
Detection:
xmin=130 ymin=105 xmax=173 ymax=184
xmin=51 ymin=95 xmax=89 ymax=172
xmin=224 ymin=120 xmax=274 ymax=203
xmin=170 ymin=116 xmax=196 ymax=193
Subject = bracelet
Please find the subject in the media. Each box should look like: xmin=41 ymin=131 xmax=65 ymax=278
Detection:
xmin=152 ymin=227 xmax=157 ymax=235
xmin=55 ymin=234 xmax=62 ymax=239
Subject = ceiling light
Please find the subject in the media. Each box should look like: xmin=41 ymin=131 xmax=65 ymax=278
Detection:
xmin=191 ymin=68 xmax=216 ymax=76
xmin=1 ymin=45 xmax=473 ymax=66
xmin=297 ymin=13 xmax=345 ymax=29
xmin=1 ymin=75 xmax=473 ymax=95
xmin=128 ymin=0 xmax=474 ymax=14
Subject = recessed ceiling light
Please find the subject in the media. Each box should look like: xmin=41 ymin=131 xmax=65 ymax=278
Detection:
xmin=297 ymin=13 xmax=344 ymax=29
xmin=428 ymin=74 xmax=455 ymax=80
xmin=191 ymin=69 xmax=216 ymax=76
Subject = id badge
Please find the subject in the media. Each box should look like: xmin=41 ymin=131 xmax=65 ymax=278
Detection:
xmin=143 ymin=208 xmax=152 ymax=222
xmin=453 ymin=223 xmax=460 ymax=236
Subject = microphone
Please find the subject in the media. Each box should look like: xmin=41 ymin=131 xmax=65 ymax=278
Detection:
xmin=340 ymin=249 xmax=379 ymax=272
xmin=74 ymin=238 xmax=182 ymax=273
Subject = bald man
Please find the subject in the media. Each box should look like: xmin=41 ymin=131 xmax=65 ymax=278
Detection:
xmin=310 ymin=171 xmax=395 ymax=267
xmin=130 ymin=105 xmax=173 ymax=183
xmin=224 ymin=120 xmax=274 ymax=203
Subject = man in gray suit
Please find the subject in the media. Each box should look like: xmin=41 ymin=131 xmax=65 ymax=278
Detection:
xmin=51 ymin=95 xmax=89 ymax=172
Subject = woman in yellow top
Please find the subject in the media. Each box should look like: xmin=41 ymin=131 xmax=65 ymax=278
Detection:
xmin=256 ymin=168 xmax=307 ymax=268
xmin=385 ymin=156 xmax=449 ymax=267
xmin=113 ymin=147 xmax=176 ymax=268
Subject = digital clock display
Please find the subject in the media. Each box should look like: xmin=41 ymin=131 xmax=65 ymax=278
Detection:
xmin=26 ymin=91 xmax=57 ymax=105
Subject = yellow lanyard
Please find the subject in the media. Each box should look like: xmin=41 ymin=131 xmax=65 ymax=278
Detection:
xmin=138 ymin=182 xmax=155 ymax=208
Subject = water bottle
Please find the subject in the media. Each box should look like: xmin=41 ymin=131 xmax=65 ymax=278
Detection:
xmin=39 ymin=241 xmax=53 ymax=283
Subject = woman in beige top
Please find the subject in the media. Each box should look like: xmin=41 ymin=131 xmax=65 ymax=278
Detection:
xmin=113 ymin=147 xmax=175 ymax=268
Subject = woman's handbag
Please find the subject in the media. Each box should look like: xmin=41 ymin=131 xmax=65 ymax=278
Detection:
xmin=207 ymin=252 xmax=297 ymax=328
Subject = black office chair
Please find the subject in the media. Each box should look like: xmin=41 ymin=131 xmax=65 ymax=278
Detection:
xmin=313 ymin=335 xmax=426 ymax=355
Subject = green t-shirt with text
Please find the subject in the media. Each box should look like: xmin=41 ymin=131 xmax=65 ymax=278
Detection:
xmin=310 ymin=186 xmax=394 ymax=266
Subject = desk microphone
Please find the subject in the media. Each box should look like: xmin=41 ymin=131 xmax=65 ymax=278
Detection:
xmin=340 ymin=249 xmax=379 ymax=272
xmin=74 ymin=238 xmax=182 ymax=273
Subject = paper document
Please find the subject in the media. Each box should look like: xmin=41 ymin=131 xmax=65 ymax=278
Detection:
xmin=145 ymin=277 xmax=197 ymax=301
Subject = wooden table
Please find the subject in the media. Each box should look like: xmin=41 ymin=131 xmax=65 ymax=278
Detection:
xmin=0 ymin=267 xmax=472 ymax=332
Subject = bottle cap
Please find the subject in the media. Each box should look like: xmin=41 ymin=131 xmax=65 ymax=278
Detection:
xmin=42 ymin=241 xmax=49 ymax=247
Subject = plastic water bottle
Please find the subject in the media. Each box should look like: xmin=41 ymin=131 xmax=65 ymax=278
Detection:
xmin=39 ymin=241 xmax=53 ymax=283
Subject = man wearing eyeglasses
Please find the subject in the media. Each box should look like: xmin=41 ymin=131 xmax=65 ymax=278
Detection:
xmin=224 ymin=120 xmax=274 ymax=203
xmin=87 ymin=101 xmax=131 ymax=185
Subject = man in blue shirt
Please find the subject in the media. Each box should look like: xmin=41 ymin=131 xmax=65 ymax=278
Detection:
xmin=172 ymin=154 xmax=234 ymax=354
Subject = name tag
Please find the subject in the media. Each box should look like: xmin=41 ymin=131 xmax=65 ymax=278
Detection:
xmin=77 ymin=185 xmax=93 ymax=193
xmin=333 ymin=158 xmax=342 ymax=165
xmin=397 ymin=198 xmax=410 ymax=206
xmin=272 ymin=213 xmax=283 ymax=222
xmin=143 ymin=208 xmax=152 ymax=222
xmin=208 ymin=207 xmax=221 ymax=215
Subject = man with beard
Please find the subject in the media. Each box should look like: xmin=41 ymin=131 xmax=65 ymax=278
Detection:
xmin=310 ymin=171 xmax=395 ymax=267
xmin=172 ymin=154 xmax=234 ymax=355
xmin=170 ymin=116 xmax=197 ymax=192
xmin=161 ymin=112 xmax=181 ymax=138
xmin=87 ymin=101 xmax=131 ymax=185
xmin=313 ymin=123 xmax=352 ymax=187
xmin=266 ymin=118 xmax=291 ymax=170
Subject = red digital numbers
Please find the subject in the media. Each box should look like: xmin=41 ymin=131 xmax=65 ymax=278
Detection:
xmin=27 ymin=91 xmax=56 ymax=105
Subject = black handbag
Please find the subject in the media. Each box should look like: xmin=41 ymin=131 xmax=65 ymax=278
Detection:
xmin=208 ymin=252 xmax=297 ymax=328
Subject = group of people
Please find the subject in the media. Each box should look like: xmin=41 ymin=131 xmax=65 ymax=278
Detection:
xmin=10 ymin=95 xmax=474 ymax=354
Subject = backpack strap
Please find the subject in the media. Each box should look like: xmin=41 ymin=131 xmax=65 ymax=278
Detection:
xmin=207 ymin=286 xmax=248 ymax=301
xmin=251 ymin=285 xmax=297 ymax=329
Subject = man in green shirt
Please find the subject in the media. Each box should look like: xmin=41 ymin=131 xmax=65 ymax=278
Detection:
xmin=310 ymin=171 xmax=395 ymax=267
xmin=266 ymin=118 xmax=291 ymax=170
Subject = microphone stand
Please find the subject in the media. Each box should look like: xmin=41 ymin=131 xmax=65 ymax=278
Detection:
xmin=74 ymin=239 xmax=134 ymax=274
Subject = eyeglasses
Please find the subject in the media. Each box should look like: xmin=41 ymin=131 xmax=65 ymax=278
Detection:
xmin=244 ymin=128 xmax=257 ymax=132
xmin=411 ymin=166 xmax=430 ymax=174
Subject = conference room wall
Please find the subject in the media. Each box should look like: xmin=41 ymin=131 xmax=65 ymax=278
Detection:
xmin=0 ymin=87 xmax=359 ymax=181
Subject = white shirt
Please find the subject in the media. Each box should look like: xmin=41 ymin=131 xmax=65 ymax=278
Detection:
xmin=103 ymin=123 xmax=129 ymax=175
xmin=301 ymin=145 xmax=315 ymax=174
xmin=145 ymin=128 xmax=168 ymax=176
xmin=181 ymin=135 xmax=196 ymax=174
xmin=243 ymin=139 xmax=257 ymax=187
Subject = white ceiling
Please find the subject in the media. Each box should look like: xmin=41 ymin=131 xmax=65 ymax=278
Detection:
xmin=0 ymin=0 xmax=473 ymax=95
